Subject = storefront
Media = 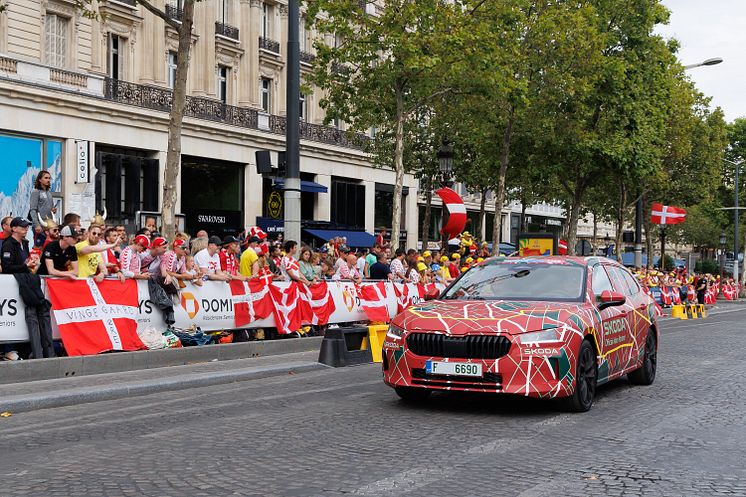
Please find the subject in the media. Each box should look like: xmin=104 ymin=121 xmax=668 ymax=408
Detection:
xmin=181 ymin=156 xmax=245 ymax=236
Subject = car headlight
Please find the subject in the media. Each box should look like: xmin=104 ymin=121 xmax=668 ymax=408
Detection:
xmin=517 ymin=328 xmax=561 ymax=344
xmin=387 ymin=324 xmax=406 ymax=339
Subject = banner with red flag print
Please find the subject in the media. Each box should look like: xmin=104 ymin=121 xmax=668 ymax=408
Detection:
xmin=356 ymin=281 xmax=391 ymax=323
xmin=229 ymin=279 xmax=274 ymax=328
xmin=651 ymin=203 xmax=687 ymax=225
xmin=393 ymin=282 xmax=425 ymax=314
xmin=46 ymin=279 xmax=145 ymax=356
xmin=306 ymin=281 xmax=336 ymax=325
xmin=268 ymin=281 xmax=313 ymax=334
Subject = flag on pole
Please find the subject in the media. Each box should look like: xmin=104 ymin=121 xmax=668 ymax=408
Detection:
xmin=46 ymin=279 xmax=145 ymax=356
xmin=356 ymin=281 xmax=391 ymax=323
xmin=651 ymin=203 xmax=687 ymax=225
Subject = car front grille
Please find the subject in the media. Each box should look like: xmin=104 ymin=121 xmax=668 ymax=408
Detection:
xmin=406 ymin=333 xmax=510 ymax=359
xmin=411 ymin=368 xmax=503 ymax=390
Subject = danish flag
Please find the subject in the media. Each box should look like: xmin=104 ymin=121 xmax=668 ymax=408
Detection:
xmin=435 ymin=187 xmax=467 ymax=240
xmin=229 ymin=279 xmax=274 ymax=328
xmin=356 ymin=281 xmax=391 ymax=323
xmin=268 ymin=282 xmax=313 ymax=334
xmin=46 ymin=279 xmax=145 ymax=356
xmin=651 ymin=203 xmax=687 ymax=225
xmin=393 ymin=283 xmax=425 ymax=314
xmin=306 ymin=281 xmax=336 ymax=325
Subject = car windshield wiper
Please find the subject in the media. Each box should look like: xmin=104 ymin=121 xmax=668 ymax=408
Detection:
xmin=443 ymin=269 xmax=531 ymax=300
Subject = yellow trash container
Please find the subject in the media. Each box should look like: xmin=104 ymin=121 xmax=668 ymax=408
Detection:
xmin=368 ymin=324 xmax=389 ymax=363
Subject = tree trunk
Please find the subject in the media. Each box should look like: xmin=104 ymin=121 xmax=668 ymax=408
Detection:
xmin=520 ymin=193 xmax=527 ymax=232
xmin=643 ymin=195 xmax=653 ymax=268
xmin=390 ymin=87 xmax=406 ymax=250
xmin=421 ymin=176 xmax=432 ymax=249
xmin=478 ymin=187 xmax=487 ymax=241
xmin=566 ymin=182 xmax=585 ymax=256
xmin=491 ymin=107 xmax=515 ymax=256
xmin=161 ymin=0 xmax=195 ymax=241
xmin=615 ymin=183 xmax=627 ymax=260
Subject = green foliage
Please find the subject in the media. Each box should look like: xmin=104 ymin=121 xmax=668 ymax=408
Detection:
xmin=695 ymin=259 xmax=719 ymax=275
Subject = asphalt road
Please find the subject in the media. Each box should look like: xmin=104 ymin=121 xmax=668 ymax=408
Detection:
xmin=2 ymin=307 xmax=746 ymax=497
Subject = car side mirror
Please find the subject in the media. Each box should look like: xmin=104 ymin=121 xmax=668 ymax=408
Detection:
xmin=598 ymin=290 xmax=626 ymax=310
xmin=424 ymin=287 xmax=440 ymax=301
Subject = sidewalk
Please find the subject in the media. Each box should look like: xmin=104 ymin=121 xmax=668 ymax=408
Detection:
xmin=0 ymin=350 xmax=327 ymax=414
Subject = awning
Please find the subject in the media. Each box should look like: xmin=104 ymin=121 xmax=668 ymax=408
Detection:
xmin=272 ymin=179 xmax=328 ymax=193
xmin=304 ymin=229 xmax=375 ymax=248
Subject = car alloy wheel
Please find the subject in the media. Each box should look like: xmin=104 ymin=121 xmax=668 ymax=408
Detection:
xmin=563 ymin=339 xmax=597 ymax=413
xmin=629 ymin=329 xmax=657 ymax=385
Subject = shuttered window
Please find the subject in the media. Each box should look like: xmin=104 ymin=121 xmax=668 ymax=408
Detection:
xmin=45 ymin=14 xmax=69 ymax=68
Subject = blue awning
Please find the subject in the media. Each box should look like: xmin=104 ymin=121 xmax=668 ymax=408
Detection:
xmin=273 ymin=179 xmax=328 ymax=193
xmin=304 ymin=229 xmax=375 ymax=248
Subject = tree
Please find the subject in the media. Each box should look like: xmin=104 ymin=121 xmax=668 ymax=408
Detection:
xmin=74 ymin=0 xmax=197 ymax=240
xmin=305 ymin=0 xmax=467 ymax=247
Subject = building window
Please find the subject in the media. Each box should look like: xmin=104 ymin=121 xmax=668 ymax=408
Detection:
xmin=332 ymin=118 xmax=341 ymax=130
xmin=220 ymin=0 xmax=232 ymax=24
xmin=217 ymin=65 xmax=228 ymax=103
xmin=262 ymin=3 xmax=271 ymax=38
xmin=108 ymin=34 xmax=123 ymax=80
xmin=167 ymin=52 xmax=178 ymax=89
xmin=299 ymin=19 xmax=306 ymax=50
xmin=299 ymin=92 xmax=307 ymax=121
xmin=375 ymin=183 xmax=407 ymax=231
xmin=45 ymin=13 xmax=69 ymax=68
xmin=261 ymin=77 xmax=272 ymax=113
xmin=331 ymin=178 xmax=365 ymax=229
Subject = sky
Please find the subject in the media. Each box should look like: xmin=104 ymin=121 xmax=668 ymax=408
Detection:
xmin=656 ymin=0 xmax=746 ymax=122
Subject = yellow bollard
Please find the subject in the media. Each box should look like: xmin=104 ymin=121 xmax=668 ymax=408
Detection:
xmin=689 ymin=304 xmax=699 ymax=319
xmin=698 ymin=304 xmax=707 ymax=318
xmin=671 ymin=304 xmax=687 ymax=320
xmin=367 ymin=324 xmax=390 ymax=363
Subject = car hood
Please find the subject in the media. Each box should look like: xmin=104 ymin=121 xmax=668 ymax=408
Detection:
xmin=393 ymin=299 xmax=595 ymax=336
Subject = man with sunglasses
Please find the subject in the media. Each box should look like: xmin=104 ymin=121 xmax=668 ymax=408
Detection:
xmin=37 ymin=225 xmax=79 ymax=280
xmin=41 ymin=219 xmax=61 ymax=250
xmin=75 ymin=223 xmax=122 ymax=282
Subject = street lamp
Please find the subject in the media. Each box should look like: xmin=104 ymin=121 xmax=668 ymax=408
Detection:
xmin=437 ymin=140 xmax=454 ymax=186
xmin=722 ymin=157 xmax=742 ymax=294
xmin=719 ymin=231 xmax=727 ymax=298
xmin=683 ymin=57 xmax=723 ymax=70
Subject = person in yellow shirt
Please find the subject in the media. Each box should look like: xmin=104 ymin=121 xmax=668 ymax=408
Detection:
xmin=75 ymin=224 xmax=122 ymax=282
xmin=239 ymin=236 xmax=261 ymax=277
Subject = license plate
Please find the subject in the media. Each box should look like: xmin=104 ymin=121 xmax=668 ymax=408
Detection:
xmin=425 ymin=360 xmax=482 ymax=377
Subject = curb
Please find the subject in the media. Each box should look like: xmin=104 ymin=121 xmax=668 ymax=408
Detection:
xmin=0 ymin=337 xmax=324 ymax=385
xmin=0 ymin=361 xmax=329 ymax=414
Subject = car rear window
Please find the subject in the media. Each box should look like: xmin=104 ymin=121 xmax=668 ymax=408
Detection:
xmin=442 ymin=262 xmax=586 ymax=301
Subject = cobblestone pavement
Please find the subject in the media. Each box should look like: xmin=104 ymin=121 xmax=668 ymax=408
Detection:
xmin=2 ymin=307 xmax=746 ymax=497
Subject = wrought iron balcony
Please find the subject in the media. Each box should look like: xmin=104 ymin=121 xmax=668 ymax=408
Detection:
xmin=166 ymin=3 xmax=182 ymax=20
xmin=215 ymin=21 xmax=239 ymax=40
xmin=103 ymin=78 xmax=368 ymax=150
xmin=110 ymin=0 xmax=136 ymax=6
xmin=259 ymin=36 xmax=281 ymax=54
xmin=300 ymin=51 xmax=316 ymax=64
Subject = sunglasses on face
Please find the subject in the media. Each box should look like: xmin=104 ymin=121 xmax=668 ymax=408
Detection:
xmin=90 ymin=232 xmax=101 ymax=237
xmin=50 ymin=229 xmax=59 ymax=233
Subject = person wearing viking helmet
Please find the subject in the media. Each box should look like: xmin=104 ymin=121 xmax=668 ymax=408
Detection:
xmin=38 ymin=215 xmax=60 ymax=250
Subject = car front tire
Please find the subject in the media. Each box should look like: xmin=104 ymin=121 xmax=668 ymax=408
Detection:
xmin=562 ymin=339 xmax=598 ymax=413
xmin=628 ymin=328 xmax=657 ymax=386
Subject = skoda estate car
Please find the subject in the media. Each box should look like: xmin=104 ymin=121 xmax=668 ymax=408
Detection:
xmin=382 ymin=257 xmax=659 ymax=412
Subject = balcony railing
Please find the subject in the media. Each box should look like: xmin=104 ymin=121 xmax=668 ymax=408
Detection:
xmin=300 ymin=51 xmax=316 ymax=64
xmin=166 ymin=3 xmax=182 ymax=20
xmin=215 ymin=21 xmax=239 ymax=40
xmin=103 ymin=78 xmax=368 ymax=150
xmin=112 ymin=0 xmax=136 ymax=6
xmin=259 ymin=36 xmax=281 ymax=54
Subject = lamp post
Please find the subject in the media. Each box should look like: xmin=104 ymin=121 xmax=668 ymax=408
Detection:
xmin=683 ymin=57 xmax=723 ymax=70
xmin=722 ymin=157 xmax=742 ymax=296
xmin=719 ymin=231 xmax=727 ymax=298
xmin=633 ymin=57 xmax=724 ymax=269
xmin=437 ymin=140 xmax=454 ymax=188
xmin=283 ymin=0 xmax=301 ymax=244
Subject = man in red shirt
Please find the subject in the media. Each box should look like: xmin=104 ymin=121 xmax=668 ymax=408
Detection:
xmin=219 ymin=235 xmax=246 ymax=281
xmin=0 ymin=216 xmax=12 ymax=241
xmin=449 ymin=253 xmax=461 ymax=278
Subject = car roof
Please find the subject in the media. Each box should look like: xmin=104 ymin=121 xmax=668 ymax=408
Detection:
xmin=486 ymin=255 xmax=593 ymax=266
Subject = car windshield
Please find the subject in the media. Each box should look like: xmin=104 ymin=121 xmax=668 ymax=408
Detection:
xmin=442 ymin=261 xmax=586 ymax=301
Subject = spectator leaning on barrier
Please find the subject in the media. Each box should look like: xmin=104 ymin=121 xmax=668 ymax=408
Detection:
xmin=36 ymin=225 xmax=79 ymax=280
xmin=369 ymin=251 xmax=393 ymax=280
xmin=76 ymin=224 xmax=122 ymax=282
xmin=281 ymin=240 xmax=312 ymax=284
xmin=1 ymin=217 xmax=55 ymax=359
xmin=141 ymin=236 xmax=168 ymax=275
xmin=41 ymin=218 xmax=60 ymax=250
xmin=334 ymin=253 xmax=363 ymax=284
xmin=299 ymin=247 xmax=316 ymax=282
xmin=0 ymin=216 xmax=12 ymax=241
xmin=120 ymin=235 xmax=151 ymax=279
xmin=101 ymin=227 xmax=122 ymax=275
xmin=195 ymin=236 xmax=231 ymax=281
xmin=161 ymin=239 xmax=195 ymax=287
xmin=390 ymin=248 xmax=410 ymax=282
xmin=219 ymin=235 xmax=246 ymax=281
xmin=239 ymin=236 xmax=261 ymax=277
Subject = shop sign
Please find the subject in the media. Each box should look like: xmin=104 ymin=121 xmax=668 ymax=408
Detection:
xmin=184 ymin=209 xmax=242 ymax=234
xmin=75 ymin=141 xmax=90 ymax=184
xmin=267 ymin=191 xmax=283 ymax=219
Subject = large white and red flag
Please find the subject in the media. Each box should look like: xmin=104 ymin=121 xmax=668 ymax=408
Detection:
xmin=229 ymin=279 xmax=274 ymax=328
xmin=306 ymin=281 xmax=336 ymax=325
xmin=356 ymin=281 xmax=391 ymax=323
xmin=435 ymin=187 xmax=467 ymax=240
xmin=46 ymin=279 xmax=145 ymax=356
xmin=651 ymin=203 xmax=687 ymax=225
xmin=393 ymin=283 xmax=425 ymax=314
xmin=268 ymin=281 xmax=313 ymax=334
